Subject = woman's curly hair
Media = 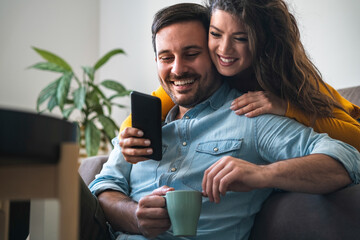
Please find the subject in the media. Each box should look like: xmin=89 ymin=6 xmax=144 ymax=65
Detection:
xmin=206 ymin=0 xmax=341 ymax=119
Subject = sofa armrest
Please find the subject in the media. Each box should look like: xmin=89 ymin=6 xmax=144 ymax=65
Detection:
xmin=78 ymin=155 xmax=108 ymax=186
xmin=250 ymin=184 xmax=360 ymax=240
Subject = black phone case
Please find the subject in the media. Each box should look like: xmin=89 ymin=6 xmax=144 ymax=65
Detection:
xmin=131 ymin=91 xmax=162 ymax=160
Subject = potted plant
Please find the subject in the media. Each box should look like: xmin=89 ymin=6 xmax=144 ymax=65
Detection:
xmin=29 ymin=47 xmax=131 ymax=156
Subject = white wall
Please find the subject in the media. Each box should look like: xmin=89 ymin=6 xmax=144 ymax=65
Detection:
xmin=0 ymin=0 xmax=99 ymax=117
xmin=1 ymin=0 xmax=359 ymax=127
xmin=287 ymin=0 xmax=360 ymax=88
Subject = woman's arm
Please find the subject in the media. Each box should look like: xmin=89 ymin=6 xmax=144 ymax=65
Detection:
xmin=230 ymin=86 xmax=360 ymax=151
xmin=119 ymin=86 xmax=174 ymax=134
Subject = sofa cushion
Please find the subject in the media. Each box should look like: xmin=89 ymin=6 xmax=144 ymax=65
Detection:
xmin=250 ymin=184 xmax=360 ymax=240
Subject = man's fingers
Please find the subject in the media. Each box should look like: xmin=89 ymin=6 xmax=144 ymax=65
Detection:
xmin=120 ymin=127 xmax=144 ymax=139
xmin=212 ymin=166 xmax=232 ymax=203
xmin=121 ymin=146 xmax=152 ymax=157
xmin=152 ymin=186 xmax=174 ymax=196
xmin=119 ymin=137 xmax=151 ymax=148
xmin=203 ymin=160 xmax=226 ymax=202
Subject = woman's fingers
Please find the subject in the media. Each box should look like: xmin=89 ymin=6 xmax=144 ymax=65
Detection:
xmin=231 ymin=91 xmax=287 ymax=117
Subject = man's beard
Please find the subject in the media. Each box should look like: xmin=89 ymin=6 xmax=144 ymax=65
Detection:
xmin=162 ymin=72 xmax=202 ymax=108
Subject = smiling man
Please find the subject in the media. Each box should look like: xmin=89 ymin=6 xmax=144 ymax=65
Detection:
xmin=85 ymin=3 xmax=360 ymax=240
xmin=155 ymin=20 xmax=221 ymax=111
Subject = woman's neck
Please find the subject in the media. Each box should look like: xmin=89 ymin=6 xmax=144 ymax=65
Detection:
xmin=223 ymin=67 xmax=262 ymax=92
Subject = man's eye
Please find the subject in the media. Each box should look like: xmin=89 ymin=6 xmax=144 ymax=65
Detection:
xmin=210 ymin=31 xmax=221 ymax=37
xmin=159 ymin=56 xmax=173 ymax=62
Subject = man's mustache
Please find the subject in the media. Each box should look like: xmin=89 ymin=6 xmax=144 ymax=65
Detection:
xmin=166 ymin=72 xmax=201 ymax=81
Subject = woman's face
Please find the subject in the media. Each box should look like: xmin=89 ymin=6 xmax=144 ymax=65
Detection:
xmin=208 ymin=9 xmax=252 ymax=77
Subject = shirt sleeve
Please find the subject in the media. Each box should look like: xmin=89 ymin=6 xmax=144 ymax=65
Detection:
xmin=89 ymin=138 xmax=133 ymax=196
xmin=119 ymin=85 xmax=174 ymax=134
xmin=255 ymin=115 xmax=360 ymax=184
xmin=285 ymin=103 xmax=360 ymax=152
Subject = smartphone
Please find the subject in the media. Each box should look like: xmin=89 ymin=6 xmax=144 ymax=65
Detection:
xmin=131 ymin=91 xmax=162 ymax=160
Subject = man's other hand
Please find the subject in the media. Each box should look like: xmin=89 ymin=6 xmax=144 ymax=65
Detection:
xmin=136 ymin=186 xmax=174 ymax=238
xmin=202 ymin=156 xmax=268 ymax=203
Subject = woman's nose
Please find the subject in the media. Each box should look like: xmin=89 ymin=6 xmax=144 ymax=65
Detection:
xmin=219 ymin=37 xmax=233 ymax=54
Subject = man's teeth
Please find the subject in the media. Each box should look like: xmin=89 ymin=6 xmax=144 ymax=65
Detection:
xmin=173 ymin=79 xmax=195 ymax=86
xmin=220 ymin=57 xmax=235 ymax=63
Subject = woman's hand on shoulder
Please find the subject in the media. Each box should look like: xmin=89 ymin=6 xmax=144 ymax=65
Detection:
xmin=230 ymin=91 xmax=287 ymax=117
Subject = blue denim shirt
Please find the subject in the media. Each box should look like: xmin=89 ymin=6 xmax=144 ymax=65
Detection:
xmin=89 ymin=83 xmax=360 ymax=240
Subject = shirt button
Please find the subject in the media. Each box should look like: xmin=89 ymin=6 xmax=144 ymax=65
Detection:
xmin=213 ymin=147 xmax=219 ymax=152
xmin=182 ymin=142 xmax=187 ymax=146
xmin=185 ymin=116 xmax=189 ymax=119
xmin=171 ymin=167 xmax=177 ymax=172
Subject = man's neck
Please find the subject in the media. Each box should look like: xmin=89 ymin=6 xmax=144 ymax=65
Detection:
xmin=176 ymin=106 xmax=190 ymax=119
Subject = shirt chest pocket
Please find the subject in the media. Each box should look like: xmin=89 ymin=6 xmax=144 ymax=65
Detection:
xmin=181 ymin=139 xmax=243 ymax=191
xmin=195 ymin=139 xmax=243 ymax=156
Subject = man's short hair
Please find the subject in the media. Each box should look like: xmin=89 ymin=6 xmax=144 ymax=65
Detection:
xmin=151 ymin=3 xmax=210 ymax=54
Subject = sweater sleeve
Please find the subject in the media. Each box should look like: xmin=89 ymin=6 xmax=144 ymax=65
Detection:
xmin=285 ymin=84 xmax=360 ymax=152
xmin=119 ymin=85 xmax=174 ymax=135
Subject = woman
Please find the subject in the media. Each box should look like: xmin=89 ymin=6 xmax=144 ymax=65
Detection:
xmin=120 ymin=0 xmax=360 ymax=151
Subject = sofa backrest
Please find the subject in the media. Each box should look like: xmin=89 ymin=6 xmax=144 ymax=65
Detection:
xmin=338 ymin=85 xmax=360 ymax=106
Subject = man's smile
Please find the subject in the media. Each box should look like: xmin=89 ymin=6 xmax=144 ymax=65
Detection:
xmin=173 ymin=79 xmax=195 ymax=86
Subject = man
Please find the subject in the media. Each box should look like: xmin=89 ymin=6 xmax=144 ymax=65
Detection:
xmin=87 ymin=3 xmax=360 ymax=240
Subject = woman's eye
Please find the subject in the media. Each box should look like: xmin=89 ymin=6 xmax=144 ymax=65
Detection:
xmin=210 ymin=31 xmax=221 ymax=37
xmin=187 ymin=52 xmax=200 ymax=57
xmin=235 ymin=37 xmax=248 ymax=42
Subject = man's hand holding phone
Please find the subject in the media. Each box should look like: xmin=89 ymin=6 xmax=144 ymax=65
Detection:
xmin=119 ymin=127 xmax=154 ymax=164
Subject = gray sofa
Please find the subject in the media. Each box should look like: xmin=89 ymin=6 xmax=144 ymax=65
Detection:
xmin=79 ymin=85 xmax=360 ymax=240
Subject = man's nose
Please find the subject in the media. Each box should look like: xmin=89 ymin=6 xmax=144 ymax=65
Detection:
xmin=171 ymin=57 xmax=187 ymax=76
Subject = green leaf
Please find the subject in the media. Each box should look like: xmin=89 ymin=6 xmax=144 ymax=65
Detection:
xmin=62 ymin=106 xmax=76 ymax=119
xmin=98 ymin=115 xmax=118 ymax=139
xmin=86 ymin=90 xmax=100 ymax=108
xmin=86 ymin=90 xmax=104 ymax=116
xmin=90 ymin=83 xmax=112 ymax=114
xmin=73 ymin=86 xmax=86 ymax=110
xmin=101 ymin=80 xmax=127 ymax=93
xmin=36 ymin=79 xmax=59 ymax=111
xmin=85 ymin=121 xmax=101 ymax=156
xmin=93 ymin=49 xmax=125 ymax=70
xmin=108 ymin=90 xmax=132 ymax=100
xmin=56 ymin=73 xmax=73 ymax=110
xmin=29 ymin=62 xmax=68 ymax=73
xmin=90 ymin=104 xmax=104 ymax=116
xmin=82 ymin=66 xmax=95 ymax=82
xmin=47 ymin=95 xmax=57 ymax=112
xmin=111 ymin=103 xmax=127 ymax=108
xmin=32 ymin=47 xmax=72 ymax=71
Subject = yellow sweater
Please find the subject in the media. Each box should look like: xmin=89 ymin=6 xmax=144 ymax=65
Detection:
xmin=120 ymin=84 xmax=360 ymax=151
